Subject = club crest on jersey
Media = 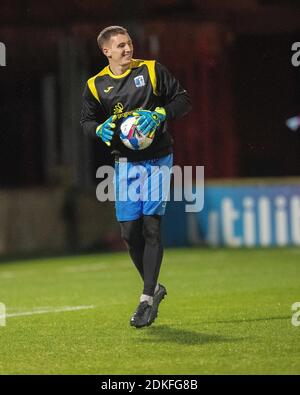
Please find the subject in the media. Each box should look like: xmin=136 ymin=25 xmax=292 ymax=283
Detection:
xmin=134 ymin=75 xmax=145 ymax=88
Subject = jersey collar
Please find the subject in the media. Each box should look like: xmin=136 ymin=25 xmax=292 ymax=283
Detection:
xmin=106 ymin=59 xmax=139 ymax=79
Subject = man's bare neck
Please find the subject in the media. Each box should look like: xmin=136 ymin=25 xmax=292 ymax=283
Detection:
xmin=109 ymin=62 xmax=131 ymax=76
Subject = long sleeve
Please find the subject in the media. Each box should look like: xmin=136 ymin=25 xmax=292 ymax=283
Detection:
xmin=80 ymin=84 xmax=104 ymax=138
xmin=155 ymin=62 xmax=192 ymax=121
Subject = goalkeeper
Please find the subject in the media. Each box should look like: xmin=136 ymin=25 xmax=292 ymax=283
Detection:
xmin=80 ymin=26 xmax=191 ymax=328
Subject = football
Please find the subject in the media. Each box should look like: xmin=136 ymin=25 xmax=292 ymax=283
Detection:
xmin=119 ymin=115 xmax=154 ymax=150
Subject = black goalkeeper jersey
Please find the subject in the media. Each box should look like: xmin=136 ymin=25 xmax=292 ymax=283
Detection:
xmin=80 ymin=59 xmax=191 ymax=161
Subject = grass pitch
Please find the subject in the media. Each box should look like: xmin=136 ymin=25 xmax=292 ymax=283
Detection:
xmin=0 ymin=247 xmax=300 ymax=374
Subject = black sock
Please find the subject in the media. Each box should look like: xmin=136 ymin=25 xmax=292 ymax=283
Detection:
xmin=142 ymin=215 xmax=163 ymax=296
xmin=120 ymin=218 xmax=145 ymax=280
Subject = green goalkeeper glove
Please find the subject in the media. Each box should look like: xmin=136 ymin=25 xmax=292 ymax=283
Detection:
xmin=133 ymin=107 xmax=166 ymax=136
xmin=96 ymin=115 xmax=117 ymax=146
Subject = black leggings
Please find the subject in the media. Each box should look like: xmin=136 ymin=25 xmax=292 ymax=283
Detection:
xmin=120 ymin=215 xmax=163 ymax=296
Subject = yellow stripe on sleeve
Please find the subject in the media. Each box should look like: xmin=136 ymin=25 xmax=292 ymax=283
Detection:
xmin=87 ymin=76 xmax=100 ymax=102
xmin=143 ymin=60 xmax=158 ymax=96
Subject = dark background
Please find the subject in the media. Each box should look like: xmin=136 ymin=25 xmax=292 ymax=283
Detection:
xmin=1 ymin=0 xmax=300 ymax=188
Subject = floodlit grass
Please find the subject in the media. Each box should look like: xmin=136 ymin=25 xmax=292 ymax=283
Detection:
xmin=0 ymin=247 xmax=300 ymax=374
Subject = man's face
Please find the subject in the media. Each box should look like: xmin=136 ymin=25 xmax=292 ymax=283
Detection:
xmin=103 ymin=33 xmax=133 ymax=67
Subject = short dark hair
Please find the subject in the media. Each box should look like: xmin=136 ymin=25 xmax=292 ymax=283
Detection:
xmin=97 ymin=26 xmax=128 ymax=49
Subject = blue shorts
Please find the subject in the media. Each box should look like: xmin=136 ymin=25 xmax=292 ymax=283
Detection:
xmin=114 ymin=154 xmax=173 ymax=222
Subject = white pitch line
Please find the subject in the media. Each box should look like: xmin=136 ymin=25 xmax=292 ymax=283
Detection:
xmin=62 ymin=263 xmax=108 ymax=273
xmin=0 ymin=270 xmax=37 ymax=280
xmin=0 ymin=305 xmax=95 ymax=319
